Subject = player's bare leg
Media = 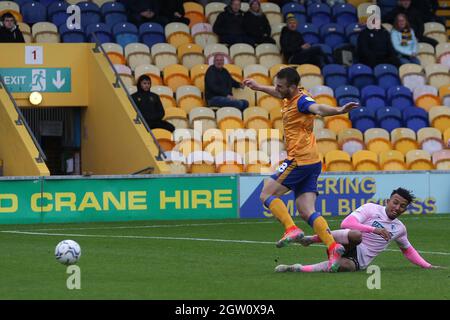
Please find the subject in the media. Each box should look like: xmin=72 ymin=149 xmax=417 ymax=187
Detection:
xmin=260 ymin=178 xmax=304 ymax=248
xmin=275 ymin=257 xmax=358 ymax=273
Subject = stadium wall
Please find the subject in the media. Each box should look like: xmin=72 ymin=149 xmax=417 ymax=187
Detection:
xmin=0 ymin=172 xmax=448 ymax=224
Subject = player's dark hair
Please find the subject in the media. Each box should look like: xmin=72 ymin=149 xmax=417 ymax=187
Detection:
xmin=391 ymin=188 xmax=415 ymax=204
xmin=276 ymin=67 xmax=300 ymax=87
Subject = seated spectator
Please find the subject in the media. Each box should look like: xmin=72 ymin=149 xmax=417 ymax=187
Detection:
xmin=205 ymin=53 xmax=249 ymax=111
xmin=243 ymin=0 xmax=276 ymax=45
xmin=127 ymin=0 xmax=167 ymax=26
xmin=411 ymin=0 xmax=441 ymax=23
xmin=383 ymin=0 xmax=438 ymax=47
xmin=391 ymin=14 xmax=420 ymax=65
xmin=357 ymin=24 xmax=400 ymax=68
xmin=132 ymin=75 xmax=175 ymax=132
xmin=0 ymin=12 xmax=25 ymax=43
xmin=213 ymin=0 xmax=254 ymax=46
xmin=160 ymin=0 xmax=190 ymax=26
xmin=280 ymin=14 xmax=328 ymax=67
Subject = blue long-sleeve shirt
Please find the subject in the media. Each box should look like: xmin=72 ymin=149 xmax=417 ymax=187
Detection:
xmin=391 ymin=29 xmax=418 ymax=57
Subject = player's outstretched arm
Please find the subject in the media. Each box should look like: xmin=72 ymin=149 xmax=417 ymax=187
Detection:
xmin=243 ymin=78 xmax=282 ymax=99
xmin=400 ymin=246 xmax=434 ymax=269
xmin=308 ymin=102 xmax=359 ymax=117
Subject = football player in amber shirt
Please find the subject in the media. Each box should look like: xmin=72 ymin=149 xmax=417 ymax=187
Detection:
xmin=244 ymin=67 xmax=359 ymax=272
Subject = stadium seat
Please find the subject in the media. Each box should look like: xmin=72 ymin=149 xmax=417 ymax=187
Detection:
xmin=163 ymin=107 xmax=189 ymax=129
xmin=314 ymin=117 xmax=325 ymax=131
xmin=187 ymin=151 xmax=216 ymax=173
xmin=59 ymin=23 xmax=86 ymax=43
xmin=309 ymin=85 xmax=336 ymax=107
xmin=269 ymin=64 xmax=288 ymax=80
xmin=205 ymin=2 xmax=226 ymax=26
xmin=406 ymin=149 xmax=434 ymax=170
xmin=307 ymin=2 xmax=331 ymax=28
xmin=325 ymin=113 xmax=352 ymax=135
xmin=151 ymin=43 xmax=178 ymax=70
xmin=425 ymin=64 xmax=450 ymax=89
xmin=281 ymin=2 xmax=306 ymax=25
xmin=417 ymin=127 xmax=444 ymax=155
xmin=173 ymin=128 xmax=202 ymax=157
xmin=258 ymin=128 xmax=285 ymax=158
xmin=364 ymin=128 xmax=392 ymax=155
xmin=176 ymin=85 xmax=205 ymax=114
xmin=244 ymin=64 xmax=271 ymax=86
xmin=436 ymin=43 xmax=450 ymax=67
xmin=139 ymin=23 xmax=165 ymax=48
xmin=217 ymin=107 xmax=244 ymax=131
xmin=387 ymin=86 xmax=414 ymax=110
xmin=101 ymin=1 xmax=127 ymax=29
xmin=403 ymin=107 xmax=429 ymax=132
xmin=243 ymin=107 xmax=271 ymax=130
xmin=439 ymin=84 xmax=450 ymax=107
xmin=391 ymin=127 xmax=419 ymax=155
xmin=270 ymin=22 xmax=286 ymax=47
xmin=338 ymin=128 xmax=364 ymax=156
xmin=352 ymin=150 xmax=380 ymax=171
xmin=86 ymin=23 xmax=112 ymax=44
xmin=399 ymin=63 xmax=426 ymax=92
xmin=191 ymin=23 xmax=218 ymax=48
xmin=189 ymin=107 xmax=216 ymax=133
xmin=432 ymin=149 xmax=450 ymax=170
xmin=379 ymin=150 xmax=407 ymax=171
xmin=429 ymin=106 xmax=450 ymax=133
xmin=163 ymin=150 xmax=186 ymax=164
xmin=261 ymin=2 xmax=283 ymax=25
xmin=325 ymin=150 xmax=353 ymax=172
xmin=17 ymin=22 xmax=31 ymax=42
xmin=256 ymin=43 xmax=282 ymax=69
xmin=183 ymin=1 xmax=206 ymax=27
xmin=78 ymin=1 xmax=101 ymax=28
xmin=151 ymin=85 xmax=176 ymax=109
xmin=361 ymin=85 xmax=386 ymax=109
xmin=163 ymin=64 xmax=192 ymax=92
xmin=230 ymin=43 xmax=257 ymax=69
xmin=376 ymin=107 xmax=403 ymax=132
xmin=297 ymin=23 xmax=320 ymax=45
xmin=232 ymin=87 xmax=256 ymax=106
xmin=319 ymin=23 xmax=346 ymax=50
xmin=177 ymin=43 xmax=205 ymax=70
xmin=165 ymin=22 xmax=193 ymax=48
xmin=22 ymin=1 xmax=46 ymax=24
xmin=356 ymin=2 xmax=372 ymax=23
xmin=114 ymin=64 xmax=134 ymax=86
xmin=190 ymin=64 xmax=208 ymax=93
xmin=348 ymin=64 xmax=376 ymax=90
xmin=32 ymin=22 xmax=59 ymax=43
xmin=224 ymin=64 xmax=243 ymax=83
xmin=417 ymin=42 xmax=436 ymax=67
xmin=297 ymin=64 xmax=323 ymax=90
xmin=269 ymin=106 xmax=283 ymax=132
xmin=258 ymin=91 xmax=283 ymax=112
xmin=134 ymin=64 xmax=162 ymax=86
xmin=204 ymin=43 xmax=231 ymax=65
xmin=315 ymin=128 xmax=339 ymax=155
xmin=125 ymin=43 xmax=151 ymax=71
xmin=333 ymin=3 xmax=357 ymax=26
xmin=323 ymin=64 xmax=347 ymax=90
xmin=335 ymin=85 xmax=359 ymax=105
xmin=414 ymin=85 xmax=441 ymax=112
xmin=102 ymin=42 xmax=125 ymax=64
xmin=152 ymin=128 xmax=175 ymax=152
xmin=113 ymin=22 xmax=138 ymax=48
xmin=215 ymin=151 xmax=244 ymax=173
xmin=48 ymin=1 xmax=69 ymax=26
xmin=374 ymin=64 xmax=400 ymax=90
xmin=345 ymin=22 xmax=365 ymax=47
xmin=203 ymin=128 xmax=225 ymax=148
xmin=424 ymin=22 xmax=447 ymax=44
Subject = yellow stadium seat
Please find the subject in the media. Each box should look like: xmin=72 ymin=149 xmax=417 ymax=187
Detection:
xmin=399 ymin=63 xmax=426 ymax=91
xmin=439 ymin=84 xmax=450 ymax=107
xmin=297 ymin=64 xmax=323 ymax=90
xmin=230 ymin=43 xmax=257 ymax=69
xmin=444 ymin=127 xmax=450 ymax=144
xmin=102 ymin=42 xmax=126 ymax=65
xmin=189 ymin=107 xmax=217 ymax=133
xmin=436 ymin=43 xmax=450 ymax=66
xmin=432 ymin=149 xmax=450 ymax=170
xmin=150 ymin=85 xmax=176 ymax=109
xmin=310 ymin=85 xmax=337 ymax=107
xmin=151 ymin=43 xmax=178 ymax=69
xmin=258 ymin=128 xmax=284 ymax=157
xmin=391 ymin=128 xmax=419 ymax=155
xmin=314 ymin=117 xmax=325 ymax=130
xmin=134 ymin=64 xmax=162 ymax=86
xmin=114 ymin=64 xmax=134 ymax=86
xmin=17 ymin=22 xmax=31 ymax=43
xmin=425 ymin=64 xmax=450 ymax=89
xmin=186 ymin=151 xmax=216 ymax=173
xmin=173 ymin=133 xmax=202 ymax=158
xmin=204 ymin=140 xmax=230 ymax=157
xmin=364 ymin=128 xmax=392 ymax=154
xmin=176 ymin=85 xmax=205 ymax=113
xmin=244 ymin=107 xmax=271 ymax=130
xmin=379 ymin=150 xmax=407 ymax=171
xmin=406 ymin=149 xmax=435 ymax=170
xmin=224 ymin=64 xmax=243 ymax=83
xmin=270 ymin=23 xmax=285 ymax=47
xmin=269 ymin=107 xmax=283 ymax=133
xmin=244 ymin=64 xmax=271 ymax=86
xmin=203 ymin=128 xmax=226 ymax=149
xmin=205 ymin=2 xmax=226 ymax=25
xmin=261 ymin=2 xmax=283 ymax=25
xmin=417 ymin=42 xmax=436 ymax=67
xmin=325 ymin=115 xmax=352 ymax=135
xmin=217 ymin=107 xmax=244 ymax=130
xmin=417 ymin=127 xmax=444 ymax=154
xmin=190 ymin=64 xmax=208 ymax=93
xmin=191 ymin=22 xmax=218 ymax=48
xmin=352 ymin=150 xmax=380 ymax=171
xmin=32 ymin=22 xmax=60 ymax=43
xmin=256 ymin=43 xmax=282 ymax=69
xmin=315 ymin=128 xmax=339 ymax=156
xmin=357 ymin=2 xmax=372 ymax=23
xmin=235 ymin=138 xmax=258 ymax=159
xmin=165 ymin=22 xmax=193 ymax=48
xmin=414 ymin=86 xmax=441 ymax=112
xmin=163 ymin=64 xmax=192 ymax=92
xmin=429 ymin=106 xmax=450 ymax=133
xmin=163 ymin=107 xmax=189 ymax=129
xmin=338 ymin=128 xmax=364 ymax=156
xmin=424 ymin=22 xmax=447 ymax=44
xmin=257 ymin=92 xmax=283 ymax=112
xmin=325 ymin=150 xmax=353 ymax=172
xmin=232 ymin=87 xmax=256 ymax=106
xmin=152 ymin=128 xmax=175 ymax=151
xmin=177 ymin=43 xmax=205 ymax=70
xmin=0 ymin=1 xmax=22 ymax=22
xmin=245 ymin=163 xmax=273 ymax=173
xmin=215 ymin=151 xmax=245 ymax=173
xmin=183 ymin=1 xmax=206 ymax=27
xmin=269 ymin=64 xmax=288 ymax=80
xmin=204 ymin=43 xmax=230 ymax=64
xmin=125 ymin=43 xmax=151 ymax=71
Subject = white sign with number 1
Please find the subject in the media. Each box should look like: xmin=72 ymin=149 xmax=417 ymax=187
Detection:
xmin=25 ymin=46 xmax=43 ymax=65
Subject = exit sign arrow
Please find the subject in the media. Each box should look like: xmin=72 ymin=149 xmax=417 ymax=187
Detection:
xmin=52 ymin=70 xmax=65 ymax=89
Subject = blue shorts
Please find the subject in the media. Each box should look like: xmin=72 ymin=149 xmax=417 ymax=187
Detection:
xmin=270 ymin=159 xmax=322 ymax=198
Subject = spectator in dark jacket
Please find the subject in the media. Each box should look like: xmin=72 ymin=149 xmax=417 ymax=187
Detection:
xmin=159 ymin=0 xmax=190 ymax=26
xmin=0 ymin=13 xmax=25 ymax=43
xmin=412 ymin=0 xmax=440 ymax=23
xmin=280 ymin=14 xmax=328 ymax=67
xmin=383 ymin=0 xmax=438 ymax=47
xmin=127 ymin=0 xmax=167 ymax=26
xmin=357 ymin=24 xmax=400 ymax=68
xmin=132 ymin=75 xmax=175 ymax=132
xmin=243 ymin=0 xmax=275 ymax=45
xmin=213 ymin=0 xmax=254 ymax=46
xmin=205 ymin=53 xmax=249 ymax=111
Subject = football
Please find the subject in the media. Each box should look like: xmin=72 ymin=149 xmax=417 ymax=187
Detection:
xmin=55 ymin=240 xmax=81 ymax=265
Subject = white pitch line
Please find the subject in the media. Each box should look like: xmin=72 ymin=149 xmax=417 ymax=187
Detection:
xmin=1 ymin=230 xmax=449 ymax=256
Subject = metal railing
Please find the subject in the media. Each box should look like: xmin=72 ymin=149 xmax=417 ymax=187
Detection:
xmin=0 ymin=75 xmax=47 ymax=163
xmin=90 ymin=33 xmax=166 ymax=165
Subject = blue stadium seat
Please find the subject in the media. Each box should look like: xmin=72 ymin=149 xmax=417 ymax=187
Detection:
xmin=350 ymin=107 xmax=376 ymax=133
xmin=387 ymin=86 xmax=414 ymax=109
xmin=345 ymin=23 xmax=365 ymax=47
xmin=48 ymin=1 xmax=69 ymax=27
xmin=282 ymin=2 xmax=307 ymax=25
xmin=307 ymin=3 xmax=331 ymax=28
xmin=113 ymin=22 xmax=139 ymax=48
xmin=376 ymin=107 xmax=403 ymax=132
xmin=297 ymin=23 xmax=320 ymax=45
xmin=14 ymin=0 xmax=34 ymax=6
xmin=348 ymin=64 xmax=376 ymax=90
xmin=78 ymin=1 xmax=101 ymax=28
xmin=332 ymin=3 xmax=357 ymax=27
xmin=374 ymin=64 xmax=400 ymax=90
xmin=139 ymin=22 xmax=165 ymax=48
xmin=59 ymin=24 xmax=86 ymax=43
xmin=378 ymin=0 xmax=398 ymax=16
xmin=86 ymin=23 xmax=113 ymax=44
xmin=39 ymin=0 xmax=59 ymax=6
xmin=323 ymin=64 xmax=347 ymax=90
xmin=101 ymin=1 xmax=127 ymax=29
xmin=335 ymin=84 xmax=359 ymax=101
xmin=320 ymin=23 xmax=346 ymax=50
xmin=403 ymin=107 xmax=429 ymax=132
xmin=312 ymin=43 xmax=333 ymax=64
xmin=22 ymin=1 xmax=47 ymax=24
xmin=361 ymin=85 xmax=386 ymax=109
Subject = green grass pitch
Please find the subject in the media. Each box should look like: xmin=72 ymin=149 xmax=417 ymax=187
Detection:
xmin=0 ymin=215 xmax=449 ymax=300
